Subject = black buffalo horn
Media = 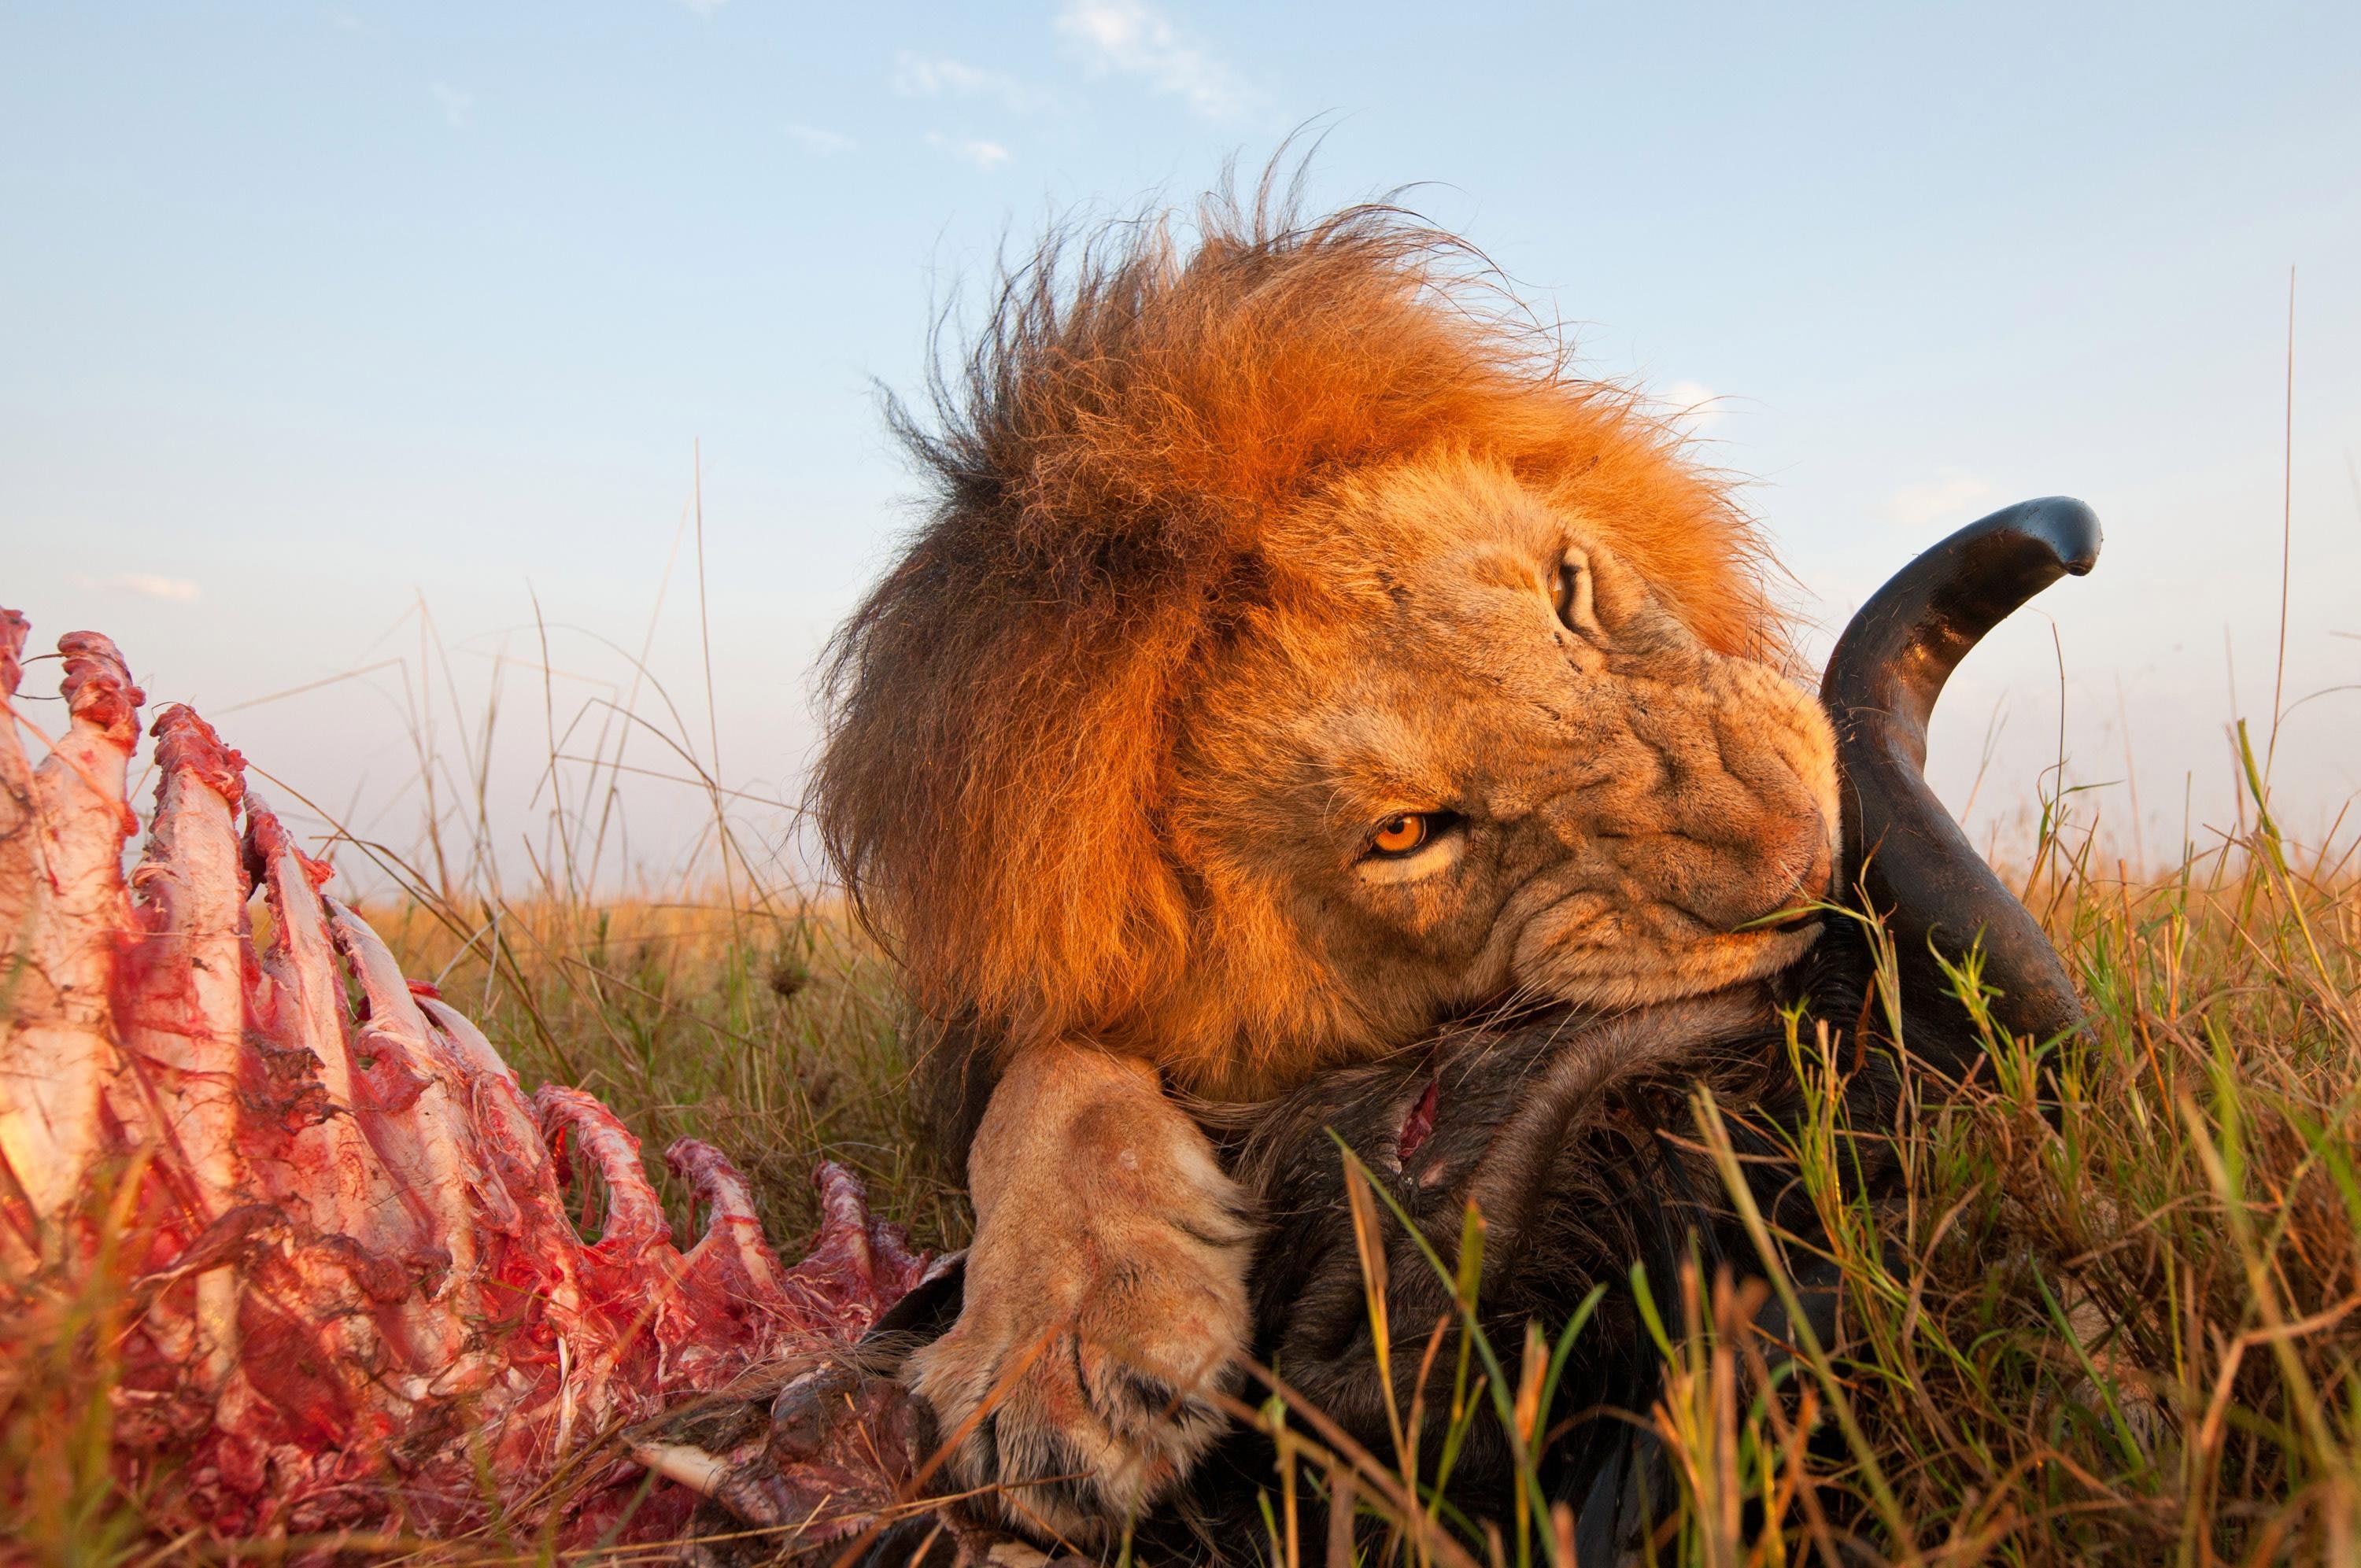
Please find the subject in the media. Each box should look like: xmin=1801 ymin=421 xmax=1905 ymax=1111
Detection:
xmin=1820 ymin=496 xmax=2102 ymax=1061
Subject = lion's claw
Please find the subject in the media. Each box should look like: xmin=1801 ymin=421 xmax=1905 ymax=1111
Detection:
xmin=911 ymin=1258 xmax=1245 ymax=1544
xmin=911 ymin=1042 xmax=1254 ymax=1546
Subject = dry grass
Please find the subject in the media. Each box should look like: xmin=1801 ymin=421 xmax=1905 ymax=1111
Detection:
xmin=361 ymin=894 xmax=967 ymax=1256
xmin=1631 ymin=823 xmax=2361 ymax=1565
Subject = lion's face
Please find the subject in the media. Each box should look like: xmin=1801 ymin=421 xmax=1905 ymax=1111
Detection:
xmin=1163 ymin=459 xmax=1838 ymax=1094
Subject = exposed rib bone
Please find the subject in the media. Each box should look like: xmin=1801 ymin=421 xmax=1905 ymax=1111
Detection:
xmin=670 ymin=1136 xmax=785 ymax=1295
xmin=418 ymin=991 xmax=586 ymax=1318
xmin=243 ymin=794 xmax=397 ymax=1247
xmin=535 ymin=1084 xmax=674 ymax=1259
xmin=0 ymin=609 xmax=39 ymax=985
xmin=1 ymin=632 xmax=141 ymax=1230
xmin=0 ymin=610 xmax=46 ymax=1268
xmin=327 ymin=896 xmax=500 ymax=1276
xmin=119 ymin=704 xmax=252 ymax=1383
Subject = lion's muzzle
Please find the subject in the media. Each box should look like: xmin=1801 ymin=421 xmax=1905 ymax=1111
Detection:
xmin=1501 ymin=548 xmax=1842 ymax=1008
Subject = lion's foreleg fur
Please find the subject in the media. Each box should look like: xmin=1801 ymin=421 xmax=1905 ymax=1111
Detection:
xmin=906 ymin=1041 xmax=1257 ymax=1544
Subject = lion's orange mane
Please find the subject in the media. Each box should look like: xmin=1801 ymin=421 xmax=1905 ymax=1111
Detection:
xmin=811 ymin=188 xmax=1779 ymax=1060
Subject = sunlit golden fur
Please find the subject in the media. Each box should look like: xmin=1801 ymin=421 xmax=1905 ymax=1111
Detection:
xmin=812 ymin=188 xmax=1829 ymax=1099
xmin=811 ymin=179 xmax=1842 ymax=1540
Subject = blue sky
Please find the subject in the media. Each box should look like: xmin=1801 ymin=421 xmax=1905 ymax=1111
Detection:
xmin=5 ymin=2 xmax=2357 ymax=884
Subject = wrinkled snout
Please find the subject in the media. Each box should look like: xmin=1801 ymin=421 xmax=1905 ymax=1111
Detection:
xmin=1667 ymin=767 xmax=1834 ymax=933
xmin=1572 ymin=663 xmax=1838 ymax=929
xmin=1675 ymin=670 xmax=1839 ymax=928
xmin=1506 ymin=555 xmax=1842 ymax=1007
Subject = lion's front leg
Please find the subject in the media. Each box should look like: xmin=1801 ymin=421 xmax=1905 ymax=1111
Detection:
xmin=907 ymin=1039 xmax=1254 ymax=1547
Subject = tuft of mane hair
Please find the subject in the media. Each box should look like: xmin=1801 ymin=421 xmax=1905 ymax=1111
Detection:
xmin=809 ymin=175 xmax=1780 ymax=1054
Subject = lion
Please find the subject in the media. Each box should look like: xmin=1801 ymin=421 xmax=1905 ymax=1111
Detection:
xmin=807 ymin=183 xmax=1840 ymax=1546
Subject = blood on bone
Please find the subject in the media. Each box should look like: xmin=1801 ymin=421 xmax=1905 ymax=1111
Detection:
xmin=0 ymin=611 xmax=930 ymax=1544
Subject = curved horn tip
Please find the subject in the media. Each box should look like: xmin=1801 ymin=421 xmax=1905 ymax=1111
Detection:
xmin=1986 ymin=496 xmax=2103 ymax=577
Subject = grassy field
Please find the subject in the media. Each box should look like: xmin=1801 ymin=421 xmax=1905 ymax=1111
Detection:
xmin=311 ymin=791 xmax=2361 ymax=1562
xmin=5 ymin=720 xmax=2359 ymax=1564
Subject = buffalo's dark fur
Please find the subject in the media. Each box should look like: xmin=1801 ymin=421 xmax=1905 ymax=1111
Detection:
xmin=879 ymin=922 xmax=1961 ymax=1566
xmin=1113 ymin=921 xmax=1956 ymax=1566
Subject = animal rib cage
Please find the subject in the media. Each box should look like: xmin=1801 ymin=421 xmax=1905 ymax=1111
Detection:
xmin=0 ymin=609 xmax=930 ymax=1546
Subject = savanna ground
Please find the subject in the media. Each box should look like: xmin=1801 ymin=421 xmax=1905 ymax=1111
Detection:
xmin=6 ymin=659 xmax=2359 ymax=1566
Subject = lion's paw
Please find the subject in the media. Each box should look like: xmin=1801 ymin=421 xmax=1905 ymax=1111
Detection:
xmin=909 ymin=1046 xmax=1254 ymax=1548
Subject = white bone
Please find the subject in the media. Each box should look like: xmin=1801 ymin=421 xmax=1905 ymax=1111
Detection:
xmin=0 ymin=612 xmax=46 ymax=1271
xmin=327 ymin=897 xmax=497 ymax=1275
xmin=118 ymin=704 xmax=252 ymax=1383
xmin=670 ymin=1137 xmax=785 ymax=1297
xmin=628 ymin=1437 xmax=731 ymax=1498
xmin=242 ymin=794 xmax=394 ymax=1245
xmin=246 ymin=796 xmax=469 ymax=1378
xmin=534 ymin=1084 xmax=674 ymax=1256
xmin=0 ymin=633 xmax=139 ymax=1229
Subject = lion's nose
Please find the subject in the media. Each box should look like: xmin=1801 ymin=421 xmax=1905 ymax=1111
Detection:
xmin=1793 ymin=822 xmax=1834 ymax=903
xmin=1727 ymin=810 xmax=1834 ymax=932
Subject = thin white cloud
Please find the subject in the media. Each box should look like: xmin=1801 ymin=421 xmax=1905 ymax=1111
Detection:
xmin=72 ymin=573 xmax=201 ymax=603
xmin=1055 ymin=0 xmax=1254 ymax=120
xmin=1657 ymin=379 xmax=1725 ymax=432
xmin=674 ymin=0 xmax=728 ymax=14
xmin=925 ymin=132 xmax=1011 ymax=172
xmin=785 ymin=123 xmax=855 ymax=155
xmin=1887 ymin=468 xmax=1996 ymax=529
xmin=428 ymin=81 xmax=473 ymax=129
xmin=892 ymin=51 xmax=1041 ymax=113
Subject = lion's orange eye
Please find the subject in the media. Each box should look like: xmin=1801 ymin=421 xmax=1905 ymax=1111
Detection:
xmin=1370 ymin=814 xmax=1431 ymax=856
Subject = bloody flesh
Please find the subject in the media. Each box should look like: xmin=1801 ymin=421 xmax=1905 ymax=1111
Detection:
xmin=0 ymin=610 xmax=933 ymax=1545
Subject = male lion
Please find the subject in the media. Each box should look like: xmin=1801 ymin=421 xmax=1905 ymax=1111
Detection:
xmin=809 ymin=186 xmax=1839 ymax=1544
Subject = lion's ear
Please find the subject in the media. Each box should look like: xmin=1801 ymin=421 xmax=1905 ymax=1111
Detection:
xmin=1518 ymin=401 xmax=1780 ymax=667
